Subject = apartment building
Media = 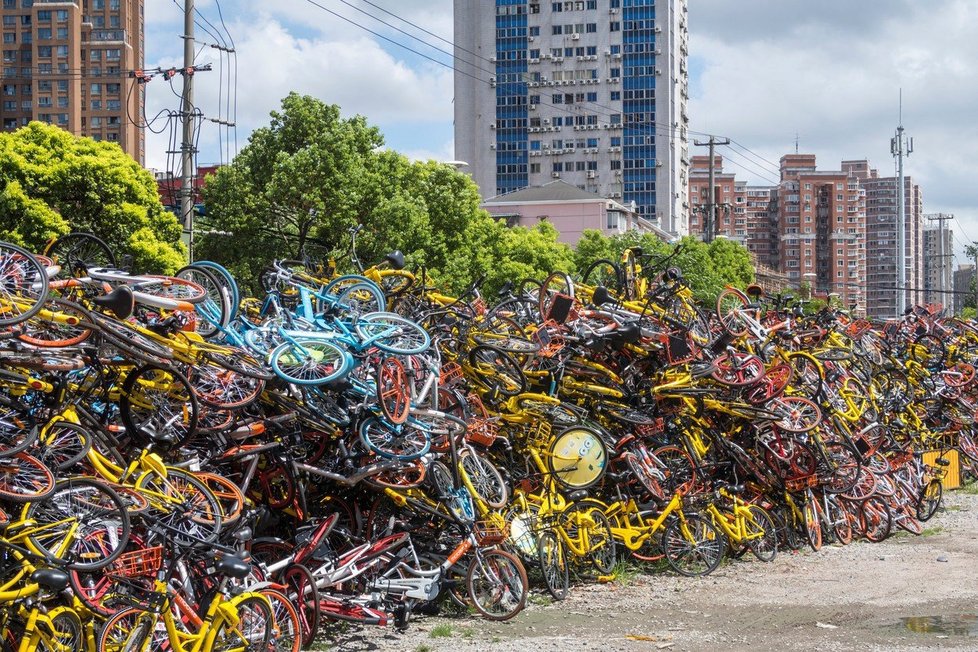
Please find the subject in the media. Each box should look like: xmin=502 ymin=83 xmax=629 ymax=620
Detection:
xmin=455 ymin=0 xmax=690 ymax=236
xmin=0 ymin=0 xmax=143 ymax=162
xmin=922 ymin=217 xmax=953 ymax=310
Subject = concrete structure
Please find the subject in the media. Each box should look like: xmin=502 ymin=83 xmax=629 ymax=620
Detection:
xmin=0 ymin=0 xmax=144 ymax=162
xmin=953 ymin=264 xmax=975 ymax=315
xmin=922 ymin=217 xmax=953 ymax=310
xmin=843 ymin=160 xmax=923 ymax=318
xmin=688 ymin=155 xmax=778 ymax=268
xmin=455 ymin=0 xmax=690 ymax=236
xmin=481 ymin=179 xmax=671 ymax=245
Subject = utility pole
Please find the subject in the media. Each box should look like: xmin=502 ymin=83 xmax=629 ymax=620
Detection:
xmin=693 ymin=136 xmax=729 ymax=243
xmin=180 ymin=0 xmax=196 ymax=262
xmin=890 ymin=92 xmax=912 ymax=316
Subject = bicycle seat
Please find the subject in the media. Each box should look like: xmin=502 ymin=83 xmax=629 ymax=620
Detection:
xmin=32 ymin=568 xmax=69 ymax=591
xmin=93 ymin=285 xmax=135 ymax=319
xmin=727 ymin=484 xmax=746 ymax=494
xmin=567 ymin=490 xmax=589 ymax=502
xmin=592 ymin=285 xmax=612 ymax=307
xmin=213 ymin=555 xmax=251 ymax=580
xmin=496 ymin=280 xmax=514 ymax=297
xmin=385 ymin=250 xmax=405 ymax=270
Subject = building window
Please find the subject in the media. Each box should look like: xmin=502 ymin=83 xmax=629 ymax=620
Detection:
xmin=610 ymin=21 xmax=620 ymax=31
xmin=36 ymin=9 xmax=50 ymax=21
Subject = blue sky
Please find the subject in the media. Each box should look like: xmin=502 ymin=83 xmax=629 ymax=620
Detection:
xmin=145 ymin=0 xmax=978 ymax=265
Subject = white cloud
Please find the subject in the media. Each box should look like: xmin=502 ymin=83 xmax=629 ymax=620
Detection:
xmin=143 ymin=1 xmax=455 ymax=169
xmin=688 ymin=0 xmax=978 ymax=260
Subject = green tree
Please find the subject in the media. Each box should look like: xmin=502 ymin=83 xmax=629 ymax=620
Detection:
xmin=0 ymin=122 xmax=185 ymax=272
xmin=199 ymin=93 xmax=575 ymax=295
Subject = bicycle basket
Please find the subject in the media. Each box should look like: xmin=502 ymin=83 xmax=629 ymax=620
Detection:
xmin=466 ymin=418 xmax=498 ymax=447
xmin=666 ymin=330 xmax=694 ymax=365
xmin=545 ymin=294 xmax=575 ymax=325
xmin=634 ymin=418 xmax=666 ymax=438
xmin=532 ymin=321 xmax=565 ymax=358
xmin=474 ymin=520 xmax=509 ymax=546
xmin=107 ymin=546 xmax=163 ymax=578
xmin=522 ymin=420 xmax=553 ymax=448
xmin=439 ymin=361 xmax=464 ymax=387
xmin=783 ymin=474 xmax=818 ymax=493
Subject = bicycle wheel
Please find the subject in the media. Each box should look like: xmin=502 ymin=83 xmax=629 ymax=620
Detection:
xmin=119 ymin=364 xmax=199 ymax=449
xmin=711 ymin=351 xmax=765 ymax=387
xmin=355 ymin=312 xmax=431 ymax=355
xmin=213 ymin=594 xmax=273 ymax=652
xmin=466 ymin=548 xmax=528 ymax=622
xmin=715 ymin=287 xmax=750 ymax=337
xmin=134 ymin=469 xmax=222 ymax=545
xmin=820 ymin=441 xmax=862 ymax=495
xmin=186 ymin=362 xmax=264 ymax=410
xmin=96 ymin=607 xmax=153 ymax=652
xmin=192 ymin=260 xmax=240 ymax=321
xmin=17 ymin=298 xmax=93 ymax=348
xmin=916 ymin=479 xmax=942 ymax=522
xmin=41 ymin=607 xmax=83 ymax=652
xmin=0 ymin=241 xmax=48 ymax=327
xmin=785 ymin=352 xmax=824 ymax=399
xmin=803 ymin=493 xmax=823 ymax=551
xmin=662 ymin=513 xmax=726 ymax=577
xmin=467 ymin=345 xmax=526 ymax=397
xmin=0 ymin=402 xmax=38 ymax=457
xmin=133 ymin=275 xmax=207 ymax=305
xmin=25 ymin=477 xmax=130 ymax=571
xmin=460 ymin=449 xmax=509 ymax=509
xmin=651 ymin=445 xmax=698 ymax=497
xmin=768 ymin=396 xmax=821 ymax=433
xmin=44 ymin=232 xmax=117 ymax=277
xmin=269 ymin=339 xmax=350 ymax=385
xmin=262 ymin=589 xmax=302 ymax=652
xmin=195 ymin=472 xmax=245 ymax=528
xmin=537 ymin=529 xmax=569 ymax=600
xmin=322 ymin=276 xmax=385 ymax=316
xmin=37 ymin=421 xmax=92 ymax=473
xmin=538 ymin=271 xmax=575 ymax=321
xmin=375 ymin=356 xmax=410 ymax=425
xmin=0 ymin=452 xmax=54 ymax=502
xmin=358 ymin=416 xmax=431 ymax=461
xmin=860 ymin=495 xmax=892 ymax=542
xmin=283 ymin=564 xmax=320 ymax=648
xmin=548 ymin=427 xmax=607 ymax=490
xmin=581 ymin=258 xmax=622 ymax=296
xmin=745 ymin=505 xmax=778 ymax=563
xmin=176 ymin=265 xmax=229 ymax=338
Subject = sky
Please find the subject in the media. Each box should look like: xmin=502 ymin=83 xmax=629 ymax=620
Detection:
xmin=144 ymin=0 xmax=978 ymax=263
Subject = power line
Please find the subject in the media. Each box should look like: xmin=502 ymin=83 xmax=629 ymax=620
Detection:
xmin=718 ymin=146 xmax=781 ymax=186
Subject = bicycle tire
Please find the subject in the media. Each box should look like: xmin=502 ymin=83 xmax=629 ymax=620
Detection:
xmin=0 ymin=241 xmax=49 ymax=327
xmin=175 ymin=265 xmax=229 ymax=338
xmin=17 ymin=298 xmax=93 ymax=348
xmin=119 ymin=364 xmax=199 ymax=449
xmin=213 ymin=594 xmax=273 ymax=651
xmin=662 ymin=513 xmax=726 ymax=577
xmin=37 ymin=420 xmax=92 ymax=473
xmin=358 ymin=416 xmax=432 ymax=461
xmin=355 ymin=312 xmax=431 ymax=355
xmin=134 ymin=468 xmax=222 ymax=545
xmin=88 ymin=314 xmax=174 ymax=364
xmin=132 ymin=275 xmax=208 ymax=305
xmin=376 ymin=355 xmax=410 ymax=425
xmin=191 ymin=260 xmax=240 ymax=321
xmin=204 ymin=348 xmax=275 ymax=381
xmin=581 ymin=258 xmax=622 ymax=296
xmin=467 ymin=345 xmax=526 ymax=397
xmin=466 ymin=548 xmax=528 ymax=622
xmin=262 ymin=589 xmax=302 ymax=652
xmin=715 ymin=287 xmax=750 ymax=337
xmin=195 ymin=472 xmax=245 ymax=528
xmin=25 ymin=477 xmax=131 ymax=571
xmin=860 ymin=495 xmax=892 ymax=542
xmin=745 ymin=505 xmax=778 ymax=562
xmin=44 ymin=232 xmax=117 ymax=277
xmin=0 ymin=451 xmax=54 ymax=502
xmin=283 ymin=563 xmax=320 ymax=648
xmin=96 ymin=607 xmax=152 ymax=652
xmin=186 ymin=361 xmax=264 ymax=409
xmin=269 ymin=339 xmax=350 ymax=385
xmin=460 ymin=449 xmax=509 ymax=509
xmin=0 ymin=402 xmax=39 ymax=457
xmin=537 ymin=529 xmax=569 ymax=600
xmin=803 ymin=493 xmax=823 ymax=551
xmin=322 ymin=275 xmax=386 ymax=315
xmin=915 ymin=479 xmax=942 ymax=522
xmin=538 ymin=271 xmax=575 ymax=321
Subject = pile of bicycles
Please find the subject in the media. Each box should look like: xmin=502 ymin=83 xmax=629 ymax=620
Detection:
xmin=0 ymin=229 xmax=973 ymax=650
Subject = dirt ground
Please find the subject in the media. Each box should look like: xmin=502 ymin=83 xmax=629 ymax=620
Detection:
xmin=317 ymin=489 xmax=978 ymax=652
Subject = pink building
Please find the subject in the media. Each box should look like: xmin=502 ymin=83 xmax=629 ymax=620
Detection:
xmin=481 ymin=181 xmax=671 ymax=245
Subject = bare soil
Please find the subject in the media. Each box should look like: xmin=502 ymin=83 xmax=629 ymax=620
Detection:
xmin=316 ymin=490 xmax=978 ymax=652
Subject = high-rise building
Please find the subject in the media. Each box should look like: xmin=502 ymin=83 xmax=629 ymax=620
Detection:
xmin=0 ymin=0 xmax=144 ymax=162
xmin=922 ymin=216 xmax=953 ymax=310
xmin=454 ymin=0 xmax=690 ymax=236
xmin=843 ymin=160 xmax=923 ymax=318
xmin=953 ymin=264 xmax=975 ymax=315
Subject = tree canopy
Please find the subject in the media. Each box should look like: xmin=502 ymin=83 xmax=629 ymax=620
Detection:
xmin=198 ymin=93 xmax=575 ymax=294
xmin=0 ymin=122 xmax=185 ymax=272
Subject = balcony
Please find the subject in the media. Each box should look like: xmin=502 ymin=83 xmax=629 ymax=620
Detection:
xmin=90 ymin=29 xmax=127 ymax=44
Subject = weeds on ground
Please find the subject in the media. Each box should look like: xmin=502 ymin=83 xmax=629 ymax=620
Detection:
xmin=920 ymin=526 xmax=944 ymax=537
xmin=429 ymin=624 xmax=453 ymax=638
xmin=415 ymin=645 xmax=434 ymax=652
